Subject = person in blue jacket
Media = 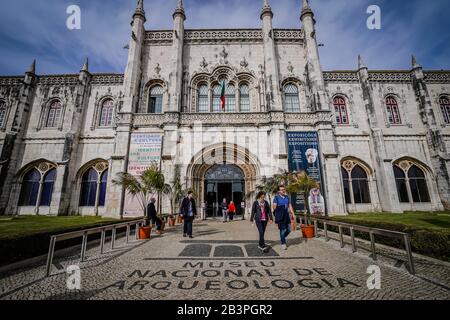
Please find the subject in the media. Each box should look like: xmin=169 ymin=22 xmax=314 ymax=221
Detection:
xmin=272 ymin=185 xmax=295 ymax=250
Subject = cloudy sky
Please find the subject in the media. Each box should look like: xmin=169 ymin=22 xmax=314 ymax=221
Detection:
xmin=0 ymin=0 xmax=449 ymax=75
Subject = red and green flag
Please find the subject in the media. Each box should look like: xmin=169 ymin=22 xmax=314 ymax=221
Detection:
xmin=220 ymin=80 xmax=226 ymax=111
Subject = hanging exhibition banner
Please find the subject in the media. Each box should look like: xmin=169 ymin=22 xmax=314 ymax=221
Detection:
xmin=123 ymin=133 xmax=163 ymax=217
xmin=286 ymin=132 xmax=326 ymax=215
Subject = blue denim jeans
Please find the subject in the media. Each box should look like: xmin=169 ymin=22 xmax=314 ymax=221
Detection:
xmin=183 ymin=219 xmax=193 ymax=236
xmin=279 ymin=223 xmax=291 ymax=245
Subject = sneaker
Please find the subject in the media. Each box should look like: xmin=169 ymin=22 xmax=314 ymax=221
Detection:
xmin=281 ymin=244 xmax=287 ymax=250
xmin=189 ymin=235 xmax=194 ymax=239
xmin=183 ymin=234 xmax=187 ymax=237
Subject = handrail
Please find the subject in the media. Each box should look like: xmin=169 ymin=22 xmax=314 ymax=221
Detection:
xmin=297 ymin=214 xmax=415 ymax=275
xmin=46 ymin=218 xmax=146 ymax=277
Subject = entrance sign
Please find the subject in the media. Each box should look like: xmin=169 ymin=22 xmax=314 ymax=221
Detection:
xmin=286 ymin=132 xmax=325 ymax=214
xmin=124 ymin=133 xmax=163 ymax=217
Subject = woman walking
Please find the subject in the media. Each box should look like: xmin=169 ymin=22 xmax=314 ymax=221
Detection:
xmin=250 ymin=191 xmax=273 ymax=252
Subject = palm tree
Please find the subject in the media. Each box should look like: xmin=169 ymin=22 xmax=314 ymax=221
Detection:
xmin=285 ymin=171 xmax=319 ymax=223
xmin=163 ymin=181 xmax=184 ymax=217
xmin=113 ymin=162 xmax=165 ymax=222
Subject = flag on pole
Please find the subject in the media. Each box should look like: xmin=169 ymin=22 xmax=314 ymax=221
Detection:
xmin=220 ymin=80 xmax=226 ymax=111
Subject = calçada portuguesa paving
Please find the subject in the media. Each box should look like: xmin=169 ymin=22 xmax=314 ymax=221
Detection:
xmin=1 ymin=219 xmax=450 ymax=300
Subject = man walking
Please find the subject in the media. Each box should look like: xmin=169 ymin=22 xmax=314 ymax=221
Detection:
xmin=272 ymin=185 xmax=295 ymax=250
xmin=180 ymin=191 xmax=197 ymax=238
xmin=221 ymin=198 xmax=228 ymax=222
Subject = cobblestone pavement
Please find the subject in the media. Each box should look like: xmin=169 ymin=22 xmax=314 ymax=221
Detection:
xmin=1 ymin=219 xmax=449 ymax=300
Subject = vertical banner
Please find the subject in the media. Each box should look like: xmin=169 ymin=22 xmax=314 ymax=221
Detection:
xmin=286 ymin=132 xmax=326 ymax=215
xmin=123 ymin=133 xmax=163 ymax=217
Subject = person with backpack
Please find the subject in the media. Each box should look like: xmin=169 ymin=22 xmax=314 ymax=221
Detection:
xmin=251 ymin=191 xmax=273 ymax=252
xmin=272 ymin=185 xmax=295 ymax=250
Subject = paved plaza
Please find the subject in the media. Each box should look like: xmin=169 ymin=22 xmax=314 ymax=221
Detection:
xmin=1 ymin=219 xmax=450 ymax=300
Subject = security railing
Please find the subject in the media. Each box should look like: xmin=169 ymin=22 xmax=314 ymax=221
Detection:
xmin=45 ymin=218 xmax=146 ymax=277
xmin=297 ymin=215 xmax=415 ymax=275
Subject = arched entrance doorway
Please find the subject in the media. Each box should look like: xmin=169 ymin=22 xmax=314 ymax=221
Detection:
xmin=204 ymin=165 xmax=245 ymax=217
xmin=186 ymin=143 xmax=261 ymax=218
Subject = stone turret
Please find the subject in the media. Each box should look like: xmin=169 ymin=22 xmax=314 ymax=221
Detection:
xmin=169 ymin=0 xmax=186 ymax=112
xmin=300 ymin=0 xmax=329 ymax=111
xmin=123 ymin=0 xmax=146 ymax=113
xmin=410 ymin=55 xmax=449 ymax=209
xmin=260 ymin=0 xmax=282 ymax=111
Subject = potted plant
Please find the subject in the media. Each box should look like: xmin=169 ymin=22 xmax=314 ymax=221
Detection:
xmin=113 ymin=162 xmax=165 ymax=240
xmin=285 ymin=171 xmax=319 ymax=239
xmin=162 ymin=166 xmax=184 ymax=227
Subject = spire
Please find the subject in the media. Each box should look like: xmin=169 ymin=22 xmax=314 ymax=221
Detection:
xmin=412 ymin=55 xmax=421 ymax=70
xmin=300 ymin=0 xmax=314 ymax=20
xmin=27 ymin=59 xmax=36 ymax=74
xmin=173 ymin=0 xmax=186 ymax=20
xmin=81 ymin=58 xmax=89 ymax=73
xmin=260 ymin=0 xmax=273 ymax=19
xmin=358 ymin=54 xmax=367 ymax=70
xmin=133 ymin=0 xmax=146 ymax=22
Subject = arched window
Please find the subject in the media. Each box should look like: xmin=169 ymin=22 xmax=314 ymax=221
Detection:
xmin=239 ymin=84 xmax=250 ymax=112
xmin=386 ymin=96 xmax=401 ymax=124
xmin=79 ymin=163 xmax=109 ymax=207
xmin=40 ymin=169 xmax=56 ymax=206
xmin=80 ymin=168 xmax=98 ymax=207
xmin=341 ymin=167 xmax=351 ymax=204
xmin=393 ymin=161 xmax=430 ymax=204
xmin=341 ymin=161 xmax=371 ymax=204
xmin=408 ymin=165 xmax=430 ymax=203
xmin=99 ymin=99 xmax=114 ymax=126
xmin=439 ymin=95 xmax=450 ymax=124
xmin=148 ymin=85 xmax=163 ymax=113
xmin=19 ymin=164 xmax=56 ymax=207
xmin=393 ymin=166 xmax=409 ymax=203
xmin=98 ymin=170 xmax=108 ymax=207
xmin=19 ymin=169 xmax=41 ymax=206
xmin=225 ymin=84 xmax=236 ymax=112
xmin=212 ymin=84 xmax=222 ymax=112
xmin=0 ymin=100 xmax=7 ymax=128
xmin=284 ymin=84 xmax=300 ymax=112
xmin=46 ymin=100 xmax=63 ymax=127
xmin=333 ymin=96 xmax=349 ymax=124
xmin=351 ymin=166 xmax=371 ymax=203
xmin=197 ymin=84 xmax=209 ymax=112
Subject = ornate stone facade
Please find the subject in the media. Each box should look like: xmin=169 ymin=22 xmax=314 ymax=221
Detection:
xmin=0 ymin=0 xmax=449 ymax=217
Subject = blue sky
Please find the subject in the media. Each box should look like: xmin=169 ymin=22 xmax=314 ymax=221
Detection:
xmin=0 ymin=0 xmax=449 ymax=75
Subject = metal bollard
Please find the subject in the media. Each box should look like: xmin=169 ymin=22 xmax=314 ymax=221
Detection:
xmin=126 ymin=224 xmax=130 ymax=244
xmin=100 ymin=229 xmax=106 ymax=254
xmin=135 ymin=223 xmax=139 ymax=240
xmin=369 ymin=231 xmax=377 ymax=261
xmin=111 ymin=227 xmax=116 ymax=249
xmin=350 ymin=227 xmax=357 ymax=253
xmin=45 ymin=236 xmax=56 ymax=277
xmin=324 ymin=222 xmax=329 ymax=241
xmin=404 ymin=234 xmax=415 ymax=275
xmin=338 ymin=225 xmax=344 ymax=248
xmin=80 ymin=232 xmax=88 ymax=262
xmin=314 ymin=220 xmax=318 ymax=238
